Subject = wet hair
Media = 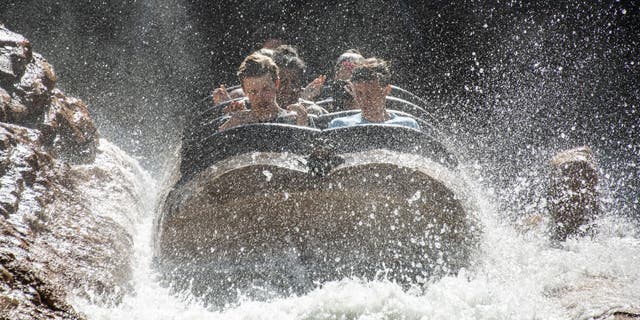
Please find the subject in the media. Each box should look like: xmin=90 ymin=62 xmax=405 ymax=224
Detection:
xmin=334 ymin=49 xmax=364 ymax=73
xmin=254 ymin=48 xmax=275 ymax=59
xmin=350 ymin=58 xmax=391 ymax=86
xmin=237 ymin=53 xmax=279 ymax=84
xmin=273 ymin=45 xmax=306 ymax=77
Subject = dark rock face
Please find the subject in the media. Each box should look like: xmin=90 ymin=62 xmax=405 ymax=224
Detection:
xmin=43 ymin=90 xmax=99 ymax=164
xmin=1 ymin=25 xmax=132 ymax=319
xmin=0 ymin=25 xmax=98 ymax=165
xmin=548 ymin=146 xmax=599 ymax=241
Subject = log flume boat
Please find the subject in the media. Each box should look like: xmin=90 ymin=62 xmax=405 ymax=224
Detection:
xmin=154 ymin=91 xmax=481 ymax=305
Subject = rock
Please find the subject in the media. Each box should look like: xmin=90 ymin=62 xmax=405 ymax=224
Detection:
xmin=0 ymin=126 xmax=135 ymax=320
xmin=613 ymin=310 xmax=640 ymax=320
xmin=0 ymin=26 xmax=31 ymax=81
xmin=0 ymin=123 xmax=84 ymax=320
xmin=0 ymin=123 xmax=54 ymax=224
xmin=15 ymin=53 xmax=57 ymax=122
xmin=0 ymin=26 xmax=138 ymax=319
xmin=42 ymin=89 xmax=99 ymax=164
xmin=0 ymin=86 xmax=28 ymax=124
xmin=0 ymin=24 xmax=97 ymax=164
xmin=548 ymin=146 xmax=599 ymax=241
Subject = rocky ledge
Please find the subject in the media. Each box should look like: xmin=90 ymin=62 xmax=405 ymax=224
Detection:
xmin=1 ymin=25 xmax=142 ymax=319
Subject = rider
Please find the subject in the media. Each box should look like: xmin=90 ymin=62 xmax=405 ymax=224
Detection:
xmin=218 ymin=53 xmax=309 ymax=132
xmin=327 ymin=58 xmax=420 ymax=130
xmin=272 ymin=45 xmax=327 ymax=116
xmin=318 ymin=49 xmax=365 ymax=112
xmin=211 ymin=48 xmax=274 ymax=106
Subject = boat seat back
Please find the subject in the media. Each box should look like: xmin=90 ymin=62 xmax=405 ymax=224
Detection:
xmin=324 ymin=125 xmax=457 ymax=167
xmin=181 ymin=124 xmax=321 ymax=179
xmin=180 ymin=123 xmax=457 ymax=181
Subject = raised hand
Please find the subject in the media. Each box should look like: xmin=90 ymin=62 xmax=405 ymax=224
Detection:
xmin=222 ymin=99 xmax=246 ymax=115
xmin=344 ymin=81 xmax=355 ymax=99
xmin=301 ymin=75 xmax=326 ymax=101
xmin=212 ymin=84 xmax=231 ymax=105
xmin=286 ymin=103 xmax=309 ymax=126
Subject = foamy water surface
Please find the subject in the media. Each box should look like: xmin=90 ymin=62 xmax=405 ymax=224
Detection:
xmin=72 ymin=144 xmax=640 ymax=320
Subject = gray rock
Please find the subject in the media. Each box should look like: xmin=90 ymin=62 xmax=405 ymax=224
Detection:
xmin=0 ymin=25 xmax=31 ymax=81
xmin=0 ymin=26 xmax=134 ymax=319
xmin=548 ymin=146 xmax=599 ymax=241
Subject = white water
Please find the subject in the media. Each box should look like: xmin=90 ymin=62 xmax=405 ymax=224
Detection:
xmin=71 ymin=142 xmax=640 ymax=320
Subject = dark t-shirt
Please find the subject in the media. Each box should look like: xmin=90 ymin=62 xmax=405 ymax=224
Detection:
xmin=319 ymin=79 xmax=354 ymax=112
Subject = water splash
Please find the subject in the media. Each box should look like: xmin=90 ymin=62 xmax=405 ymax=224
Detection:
xmin=70 ymin=145 xmax=639 ymax=320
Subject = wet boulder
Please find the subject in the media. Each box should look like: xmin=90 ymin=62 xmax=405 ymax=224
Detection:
xmin=1 ymin=25 xmax=140 ymax=319
xmin=0 ymin=26 xmax=31 ymax=81
xmin=0 ymin=123 xmax=87 ymax=319
xmin=0 ymin=24 xmax=95 ymax=164
xmin=548 ymin=146 xmax=599 ymax=241
xmin=42 ymin=89 xmax=99 ymax=164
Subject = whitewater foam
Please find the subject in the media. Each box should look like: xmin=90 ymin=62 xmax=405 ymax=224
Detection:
xmin=71 ymin=144 xmax=640 ymax=320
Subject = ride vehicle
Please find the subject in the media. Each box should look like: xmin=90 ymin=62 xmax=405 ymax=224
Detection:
xmin=153 ymin=86 xmax=481 ymax=304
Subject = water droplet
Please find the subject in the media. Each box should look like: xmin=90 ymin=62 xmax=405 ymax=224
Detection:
xmin=262 ymin=170 xmax=272 ymax=182
xmin=408 ymin=191 xmax=422 ymax=204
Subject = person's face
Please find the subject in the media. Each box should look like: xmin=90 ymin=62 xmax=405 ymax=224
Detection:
xmin=335 ymin=60 xmax=358 ymax=81
xmin=277 ymin=68 xmax=303 ymax=106
xmin=350 ymin=80 xmax=390 ymax=112
xmin=242 ymin=74 xmax=279 ymax=110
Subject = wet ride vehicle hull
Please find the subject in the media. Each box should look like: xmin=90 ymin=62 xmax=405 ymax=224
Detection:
xmin=155 ymin=112 xmax=480 ymax=304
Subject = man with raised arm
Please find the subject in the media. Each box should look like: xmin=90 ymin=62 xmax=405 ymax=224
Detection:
xmin=327 ymin=58 xmax=420 ymax=130
xmin=218 ymin=53 xmax=309 ymax=132
xmin=272 ymin=45 xmax=327 ymax=116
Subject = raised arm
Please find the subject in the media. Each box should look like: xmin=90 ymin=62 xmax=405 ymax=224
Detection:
xmin=212 ymin=84 xmax=231 ymax=105
xmin=286 ymin=103 xmax=309 ymax=126
xmin=300 ymin=75 xmax=326 ymax=101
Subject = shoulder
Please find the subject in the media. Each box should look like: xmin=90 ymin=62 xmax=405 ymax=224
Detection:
xmin=388 ymin=114 xmax=421 ymax=130
xmin=328 ymin=113 xmax=362 ymax=129
xmin=277 ymin=109 xmax=296 ymax=118
xmin=327 ymin=118 xmax=347 ymax=129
